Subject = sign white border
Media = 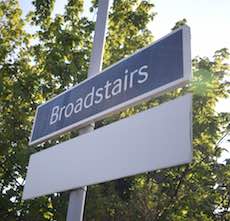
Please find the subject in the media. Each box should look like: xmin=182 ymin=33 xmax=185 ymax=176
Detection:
xmin=29 ymin=25 xmax=191 ymax=146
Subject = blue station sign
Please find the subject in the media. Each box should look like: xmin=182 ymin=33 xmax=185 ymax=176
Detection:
xmin=30 ymin=26 xmax=191 ymax=145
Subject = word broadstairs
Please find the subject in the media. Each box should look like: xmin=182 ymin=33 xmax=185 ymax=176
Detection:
xmin=50 ymin=65 xmax=148 ymax=125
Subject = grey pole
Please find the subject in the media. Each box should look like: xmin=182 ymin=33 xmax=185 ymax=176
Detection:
xmin=66 ymin=0 xmax=110 ymax=221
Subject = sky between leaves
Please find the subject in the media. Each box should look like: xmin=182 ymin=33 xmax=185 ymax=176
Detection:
xmin=18 ymin=0 xmax=230 ymax=83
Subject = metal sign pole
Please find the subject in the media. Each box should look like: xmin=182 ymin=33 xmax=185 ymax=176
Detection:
xmin=66 ymin=0 xmax=110 ymax=220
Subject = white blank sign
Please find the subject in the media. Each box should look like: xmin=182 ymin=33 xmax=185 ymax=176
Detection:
xmin=23 ymin=94 xmax=192 ymax=200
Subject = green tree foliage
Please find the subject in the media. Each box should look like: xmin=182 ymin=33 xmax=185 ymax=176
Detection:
xmin=84 ymin=48 xmax=230 ymax=221
xmin=0 ymin=0 xmax=229 ymax=220
xmin=172 ymin=18 xmax=187 ymax=31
